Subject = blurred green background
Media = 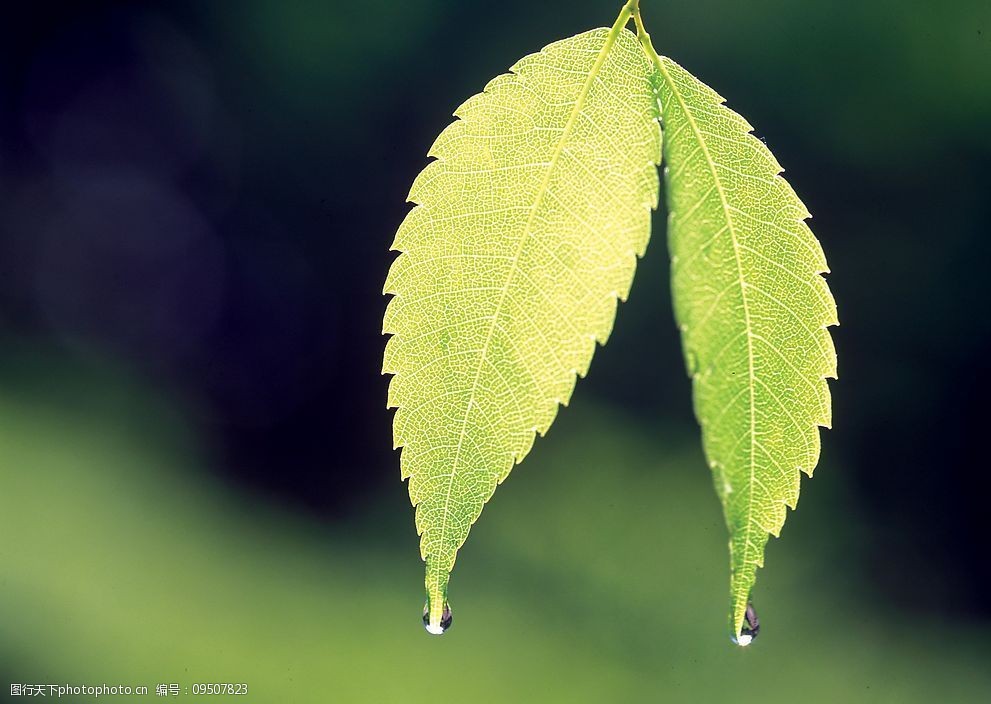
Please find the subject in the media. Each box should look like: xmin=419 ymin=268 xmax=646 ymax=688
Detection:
xmin=0 ymin=0 xmax=989 ymax=701
xmin=2 ymin=355 xmax=989 ymax=702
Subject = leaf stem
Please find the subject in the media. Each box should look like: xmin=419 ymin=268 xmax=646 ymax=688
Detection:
xmin=613 ymin=0 xmax=637 ymax=35
xmin=629 ymin=1 xmax=663 ymax=70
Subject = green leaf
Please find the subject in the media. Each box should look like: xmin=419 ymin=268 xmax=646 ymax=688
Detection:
xmin=654 ymin=55 xmax=838 ymax=642
xmin=382 ymin=22 xmax=661 ymax=630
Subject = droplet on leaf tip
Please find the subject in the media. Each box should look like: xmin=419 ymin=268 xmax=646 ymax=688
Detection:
xmin=731 ymin=602 xmax=760 ymax=646
xmin=422 ymin=601 xmax=453 ymax=635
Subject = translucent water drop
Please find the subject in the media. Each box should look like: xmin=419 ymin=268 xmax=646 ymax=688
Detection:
xmin=686 ymin=350 xmax=699 ymax=376
xmin=731 ymin=602 xmax=760 ymax=646
xmin=422 ymin=601 xmax=453 ymax=635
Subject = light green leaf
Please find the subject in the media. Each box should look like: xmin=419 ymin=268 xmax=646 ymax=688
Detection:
xmin=654 ymin=55 xmax=838 ymax=643
xmin=382 ymin=22 xmax=661 ymax=631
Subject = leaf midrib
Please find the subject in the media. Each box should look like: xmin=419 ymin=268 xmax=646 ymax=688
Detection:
xmin=432 ymin=28 xmax=627 ymax=568
xmin=656 ymin=58 xmax=758 ymax=634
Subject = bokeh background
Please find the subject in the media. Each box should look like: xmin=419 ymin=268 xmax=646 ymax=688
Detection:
xmin=1 ymin=0 xmax=989 ymax=701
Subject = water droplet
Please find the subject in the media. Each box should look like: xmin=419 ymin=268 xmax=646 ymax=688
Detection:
xmin=422 ymin=601 xmax=453 ymax=635
xmin=731 ymin=602 xmax=760 ymax=646
xmin=686 ymin=350 xmax=699 ymax=375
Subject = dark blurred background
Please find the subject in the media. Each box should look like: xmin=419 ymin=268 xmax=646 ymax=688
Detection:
xmin=0 ymin=1 xmax=989 ymax=701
